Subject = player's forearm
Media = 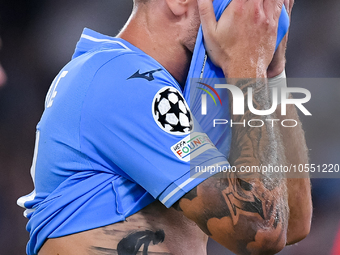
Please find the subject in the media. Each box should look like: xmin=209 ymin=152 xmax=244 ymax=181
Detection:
xmin=227 ymin=77 xmax=287 ymax=168
xmin=178 ymin=78 xmax=290 ymax=253
xmin=225 ymin=77 xmax=289 ymax=253
xmin=192 ymin=0 xmax=290 ymax=252
xmin=275 ymin=101 xmax=312 ymax=244
xmin=178 ymin=76 xmax=290 ymax=253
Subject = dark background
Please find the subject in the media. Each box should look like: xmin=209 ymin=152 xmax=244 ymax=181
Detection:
xmin=0 ymin=0 xmax=339 ymax=254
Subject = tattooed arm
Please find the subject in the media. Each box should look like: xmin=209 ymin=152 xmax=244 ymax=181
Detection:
xmin=176 ymin=77 xmax=288 ymax=255
xmin=267 ymin=0 xmax=312 ymax=244
xmin=274 ymin=99 xmax=312 ymax=245
xmin=173 ymin=0 xmax=290 ymax=254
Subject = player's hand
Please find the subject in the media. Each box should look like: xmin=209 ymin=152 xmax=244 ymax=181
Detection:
xmin=197 ymin=0 xmax=284 ymax=79
xmin=267 ymin=0 xmax=294 ymax=78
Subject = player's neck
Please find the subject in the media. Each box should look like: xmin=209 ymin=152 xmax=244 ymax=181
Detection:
xmin=118 ymin=9 xmax=192 ymax=88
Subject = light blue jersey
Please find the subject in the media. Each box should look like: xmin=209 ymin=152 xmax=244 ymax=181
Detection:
xmin=18 ymin=2 xmax=289 ymax=254
xmin=17 ymin=28 xmax=230 ymax=255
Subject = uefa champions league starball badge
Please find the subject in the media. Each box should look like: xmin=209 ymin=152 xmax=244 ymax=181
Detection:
xmin=152 ymin=87 xmax=193 ymax=135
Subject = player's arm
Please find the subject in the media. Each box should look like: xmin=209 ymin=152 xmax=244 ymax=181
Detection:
xmin=176 ymin=76 xmax=289 ymax=254
xmin=175 ymin=0 xmax=289 ymax=254
xmin=267 ymin=0 xmax=312 ymax=245
xmin=274 ymin=99 xmax=312 ymax=245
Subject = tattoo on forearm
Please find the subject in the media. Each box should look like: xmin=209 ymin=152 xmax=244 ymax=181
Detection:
xmin=222 ymin=178 xmax=264 ymax=221
xmin=178 ymin=79 xmax=288 ymax=253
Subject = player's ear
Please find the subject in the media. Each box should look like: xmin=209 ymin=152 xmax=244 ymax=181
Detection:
xmin=165 ymin=0 xmax=190 ymax=16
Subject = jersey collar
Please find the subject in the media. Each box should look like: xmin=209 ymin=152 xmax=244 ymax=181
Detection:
xmin=72 ymin=28 xmax=132 ymax=59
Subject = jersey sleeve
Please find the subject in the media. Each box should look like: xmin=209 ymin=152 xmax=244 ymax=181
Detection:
xmin=80 ymin=53 xmax=230 ymax=208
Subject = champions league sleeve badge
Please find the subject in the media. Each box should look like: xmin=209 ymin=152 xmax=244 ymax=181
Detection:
xmin=152 ymin=86 xmax=193 ymax=136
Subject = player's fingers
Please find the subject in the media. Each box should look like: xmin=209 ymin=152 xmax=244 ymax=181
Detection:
xmin=263 ymin=0 xmax=284 ymax=20
xmin=197 ymin=0 xmax=217 ymax=37
xmin=287 ymin=0 xmax=294 ymax=16
xmin=283 ymin=0 xmax=289 ymax=11
xmin=282 ymin=0 xmax=291 ymax=17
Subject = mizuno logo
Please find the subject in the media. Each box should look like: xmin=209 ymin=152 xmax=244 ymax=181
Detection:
xmin=127 ymin=68 xmax=163 ymax=81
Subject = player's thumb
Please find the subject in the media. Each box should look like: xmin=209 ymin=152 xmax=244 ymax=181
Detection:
xmin=197 ymin=0 xmax=217 ymax=38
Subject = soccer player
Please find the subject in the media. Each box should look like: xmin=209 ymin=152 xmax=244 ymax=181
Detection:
xmin=18 ymin=0 xmax=312 ymax=254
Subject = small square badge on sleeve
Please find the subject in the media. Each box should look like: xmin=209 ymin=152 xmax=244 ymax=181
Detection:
xmin=170 ymin=132 xmax=217 ymax=162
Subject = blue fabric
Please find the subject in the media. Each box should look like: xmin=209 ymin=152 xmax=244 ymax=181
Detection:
xmin=18 ymin=28 xmax=229 ymax=255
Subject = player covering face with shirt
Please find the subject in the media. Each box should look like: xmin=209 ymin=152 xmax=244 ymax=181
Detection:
xmin=18 ymin=0 xmax=312 ymax=254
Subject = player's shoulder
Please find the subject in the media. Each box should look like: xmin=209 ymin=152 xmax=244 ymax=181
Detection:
xmin=82 ymin=49 xmax=183 ymax=110
xmin=69 ymin=28 xmax=182 ymax=92
xmin=72 ymin=36 xmax=174 ymax=85
xmin=70 ymin=47 xmax=178 ymax=97
xmin=92 ymin=48 xmax=177 ymax=90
